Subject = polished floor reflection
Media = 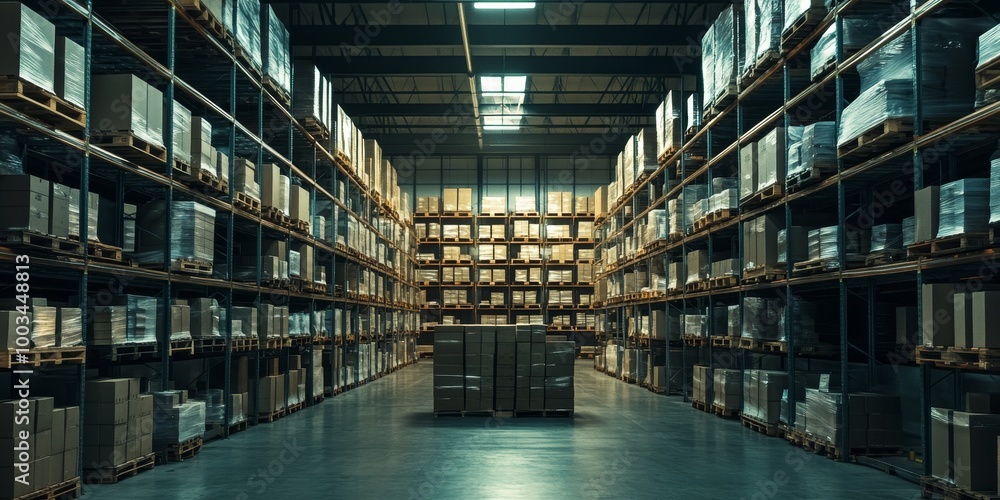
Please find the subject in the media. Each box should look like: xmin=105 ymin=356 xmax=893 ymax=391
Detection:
xmin=83 ymin=360 xmax=918 ymax=499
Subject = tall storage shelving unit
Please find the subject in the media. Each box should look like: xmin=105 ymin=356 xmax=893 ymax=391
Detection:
xmin=0 ymin=0 xmax=419 ymax=482
xmin=594 ymin=0 xmax=1000 ymax=476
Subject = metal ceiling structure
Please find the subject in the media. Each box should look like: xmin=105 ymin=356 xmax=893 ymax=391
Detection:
xmin=281 ymin=1 xmax=728 ymax=155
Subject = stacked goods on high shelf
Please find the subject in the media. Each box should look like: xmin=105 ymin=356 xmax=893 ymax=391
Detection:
xmin=83 ymin=379 xmax=154 ymax=474
xmin=235 ymin=0 xmax=262 ymax=72
xmin=739 ymin=127 xmax=784 ymax=204
xmin=701 ymin=4 xmax=742 ymax=113
xmin=799 ymin=391 xmax=903 ymax=453
xmin=261 ymin=5 xmax=291 ymax=100
xmin=433 ymin=325 xmax=573 ymax=414
xmin=976 ymin=25 xmax=1000 ymax=104
xmin=0 ymin=298 xmax=82 ymax=349
xmin=0 ymin=398 xmax=79 ymax=498
xmin=740 ymin=295 xmax=817 ymax=347
xmin=838 ymin=18 xmax=990 ymax=157
xmin=742 ymin=369 xmax=788 ymax=425
xmin=133 ymin=200 xmax=215 ymax=271
xmin=713 ymin=369 xmax=742 ymax=414
xmin=742 ymin=0 xmax=781 ymax=80
xmin=785 ymin=122 xmax=836 ymax=189
xmin=655 ymin=91 xmax=682 ymax=160
xmin=809 ymin=18 xmax=880 ymax=81
xmin=931 ymin=394 xmax=1000 ymax=494
xmin=922 ymin=284 xmax=1000 ymax=349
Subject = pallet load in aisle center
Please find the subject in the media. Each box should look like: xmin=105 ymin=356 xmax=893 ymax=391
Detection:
xmin=433 ymin=324 xmax=574 ymax=417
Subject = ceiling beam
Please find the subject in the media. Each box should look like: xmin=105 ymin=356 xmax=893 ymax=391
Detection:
xmin=342 ymin=102 xmax=652 ymax=116
xmin=271 ymin=0 xmax=726 ymax=3
xmin=374 ymin=132 xmax=629 ymax=156
xmin=310 ymin=55 xmax=688 ymax=76
xmin=291 ymin=25 xmax=706 ymax=47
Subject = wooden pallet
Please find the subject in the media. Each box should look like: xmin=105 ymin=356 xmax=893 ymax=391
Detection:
xmin=168 ymin=339 xmax=194 ymax=356
xmin=233 ymin=191 xmax=262 ymax=216
xmin=512 ymin=410 xmax=574 ymax=418
xmin=194 ymin=337 xmax=226 ymax=354
xmin=739 ymin=337 xmax=764 ymax=351
xmin=262 ymin=206 xmax=290 ymax=227
xmin=741 ymin=183 xmax=784 ymax=208
xmin=787 ymin=166 xmax=835 ymax=193
xmin=781 ymin=7 xmax=826 ymax=51
xmin=17 ymin=476 xmax=81 ymax=500
xmin=976 ymin=55 xmax=1000 ymax=90
xmin=741 ymin=414 xmax=782 ymax=437
xmin=255 ymin=408 xmax=287 ymax=423
xmin=157 ymin=436 xmax=203 ymax=464
xmin=0 ymin=230 xmax=84 ymax=256
xmin=792 ymin=256 xmax=865 ymax=275
xmin=709 ymin=275 xmax=739 ymax=290
xmin=907 ymin=233 xmax=989 ymax=258
xmin=741 ymin=264 xmax=786 ymax=285
xmin=262 ymin=76 xmax=291 ymax=107
xmin=91 ymin=132 xmax=167 ymax=165
xmin=178 ymin=0 xmax=235 ymax=48
xmin=290 ymin=219 xmax=310 ymax=234
xmin=711 ymin=336 xmax=738 ymax=349
xmin=692 ymin=399 xmax=710 ymax=413
xmin=838 ymin=119 xmax=914 ymax=160
xmin=684 ymin=280 xmax=710 ymax=293
xmin=920 ymin=476 xmax=1000 ymax=500
xmin=90 ymin=342 xmax=159 ymax=362
xmin=711 ymin=403 xmax=740 ymax=419
xmin=87 ymin=241 xmax=123 ymax=263
xmin=231 ymin=337 xmax=258 ymax=352
xmin=740 ymin=49 xmax=781 ymax=86
xmin=84 ymin=453 xmax=156 ymax=484
xmin=0 ymin=76 xmax=86 ymax=131
xmin=703 ymin=84 xmax=737 ymax=120
xmin=0 ymin=346 xmax=86 ymax=369
xmin=865 ymin=248 xmax=907 ymax=266
xmin=915 ymin=346 xmax=1000 ymax=371
xmin=683 ymin=335 xmax=708 ymax=347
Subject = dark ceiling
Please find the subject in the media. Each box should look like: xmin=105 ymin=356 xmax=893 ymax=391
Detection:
xmin=280 ymin=1 xmax=728 ymax=155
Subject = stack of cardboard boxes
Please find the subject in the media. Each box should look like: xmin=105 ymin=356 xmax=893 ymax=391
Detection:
xmin=713 ymin=369 xmax=743 ymax=412
xmin=931 ymin=393 xmax=1000 ymax=493
xmin=152 ymin=391 xmax=206 ymax=451
xmin=742 ymin=370 xmax=788 ymax=424
xmin=83 ymin=379 xmax=154 ymax=470
xmin=442 ymin=188 xmax=473 ymax=213
xmin=0 ymin=397 xmax=80 ymax=498
xmin=693 ymin=365 xmax=714 ymax=405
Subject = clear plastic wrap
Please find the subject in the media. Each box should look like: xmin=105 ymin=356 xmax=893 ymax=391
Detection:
xmin=289 ymin=249 xmax=301 ymax=277
xmin=134 ymin=200 xmax=216 ymax=264
xmin=742 ymin=297 xmax=780 ymax=340
xmin=172 ymin=102 xmax=193 ymax=166
xmin=293 ymin=65 xmax=323 ymax=125
xmin=658 ymin=91 xmax=683 ymax=158
xmin=977 ymin=23 xmax=1000 ymax=70
xmin=56 ymin=36 xmax=84 ymax=108
xmin=153 ymin=400 xmax=206 ymax=445
xmin=189 ymin=298 xmax=220 ymax=339
xmin=777 ymin=228 xmax=788 ymax=264
xmin=779 ymin=295 xmax=817 ymax=344
xmin=745 ymin=0 xmax=781 ymax=73
xmin=783 ymin=0 xmax=826 ymax=35
xmin=196 ymin=389 xmax=226 ymax=425
xmin=713 ymin=368 xmax=743 ymax=409
xmin=236 ymin=0 xmax=262 ymax=70
xmin=204 ymin=0 xmax=233 ymax=32
xmin=263 ymin=6 xmax=291 ymax=96
xmin=937 ymin=178 xmax=990 ymax=238
xmin=91 ymin=306 xmax=126 ymax=345
xmin=870 ymin=224 xmax=903 ymax=251
xmin=0 ymin=4 xmax=56 ymax=93
xmin=902 ymin=216 xmax=916 ymax=246
xmin=686 ymin=94 xmax=702 ymax=131
xmin=229 ymin=393 xmax=246 ymax=425
xmin=680 ymin=185 xmax=708 ymax=232
xmin=804 ymin=388 xmax=842 ymax=444
xmin=125 ymin=295 xmax=158 ymax=343
xmin=713 ymin=6 xmax=739 ymax=102
xmin=839 ymin=80 xmax=914 ymax=148
xmin=701 ymin=24 xmax=715 ymax=111
xmin=693 ymin=365 xmax=714 ymax=403
xmin=727 ymin=305 xmax=740 ymax=337
xmin=57 ymin=307 xmax=82 ymax=347
xmin=28 ymin=306 xmax=55 ymax=348
xmin=800 ymin=122 xmax=837 ymax=173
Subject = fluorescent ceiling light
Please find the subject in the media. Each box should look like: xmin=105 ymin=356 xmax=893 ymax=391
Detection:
xmin=474 ymin=2 xmax=536 ymax=9
xmin=483 ymin=114 xmax=522 ymax=131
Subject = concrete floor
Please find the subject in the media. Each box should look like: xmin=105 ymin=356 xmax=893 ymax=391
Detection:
xmin=83 ymin=360 xmax=920 ymax=499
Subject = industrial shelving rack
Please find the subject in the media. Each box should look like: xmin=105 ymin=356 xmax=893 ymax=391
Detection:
xmin=593 ymin=0 xmax=1000 ymax=476
xmin=415 ymin=210 xmax=596 ymax=344
xmin=0 ymin=0 xmax=419 ymax=479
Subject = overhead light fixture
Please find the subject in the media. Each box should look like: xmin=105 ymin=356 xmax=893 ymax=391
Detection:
xmin=483 ymin=114 xmax=522 ymax=131
xmin=473 ymin=2 xmax=536 ymax=9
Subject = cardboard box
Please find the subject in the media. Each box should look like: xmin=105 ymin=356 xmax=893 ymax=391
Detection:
xmin=290 ymin=185 xmax=309 ymax=222
xmin=0 ymin=175 xmax=49 ymax=234
xmin=458 ymin=188 xmax=473 ymax=212
xmin=443 ymin=189 xmax=458 ymax=212
xmin=966 ymin=393 xmax=1000 ymax=414
xmin=739 ymin=142 xmax=757 ymax=200
xmin=972 ymin=291 xmax=1000 ymax=348
xmin=85 ymin=379 xmax=129 ymax=404
xmin=914 ymin=186 xmax=940 ymax=243
xmin=757 ymin=127 xmax=785 ymax=191
xmin=261 ymin=163 xmax=283 ymax=210
xmin=952 ymin=411 xmax=1000 ymax=491
xmin=923 ymin=283 xmax=957 ymax=347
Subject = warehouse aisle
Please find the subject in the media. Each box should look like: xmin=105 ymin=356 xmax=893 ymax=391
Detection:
xmin=82 ymin=361 xmax=918 ymax=499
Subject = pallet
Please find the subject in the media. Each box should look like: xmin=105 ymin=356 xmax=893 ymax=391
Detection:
xmin=692 ymin=399 xmax=710 ymax=413
xmin=262 ymin=76 xmax=291 ymax=107
xmin=704 ymin=84 xmax=737 ymax=119
xmin=787 ymin=166 xmax=835 ymax=193
xmin=178 ymin=0 xmax=235 ymax=48
xmin=83 ymin=452 xmax=156 ymax=484
xmin=255 ymin=408 xmax=287 ymax=423
xmin=741 ymin=265 xmax=786 ymax=285
xmin=710 ymin=336 xmax=738 ymax=349
xmin=711 ymin=403 xmax=740 ymax=419
xmin=193 ymin=337 xmax=226 ymax=354
xmin=741 ymin=414 xmax=782 ymax=437
xmin=0 ymin=230 xmax=84 ymax=256
xmin=920 ymin=476 xmax=1000 ymax=500
xmin=0 ymin=346 xmax=86 ymax=369
xmin=290 ymin=219 xmax=310 ymax=234
xmin=90 ymin=342 xmax=158 ymax=362
xmin=512 ymin=410 xmax=574 ymax=418
xmin=233 ymin=191 xmax=262 ymax=216
xmin=142 ymin=258 xmax=213 ymax=276
xmin=231 ymin=337 xmax=258 ymax=352
xmin=157 ymin=436 xmax=203 ymax=464
xmin=915 ymin=346 xmax=1000 ymax=371
xmin=87 ymin=241 xmax=123 ymax=263
xmin=739 ymin=49 xmax=781 ymax=86
xmin=228 ymin=420 xmax=249 ymax=434
xmin=511 ymin=212 xmax=540 ymax=218
xmin=792 ymin=256 xmax=865 ymax=275
xmin=684 ymin=280 xmax=710 ymax=293
xmin=262 ymin=206 xmax=290 ymax=227
xmin=17 ymin=476 xmax=81 ymax=500
xmin=683 ymin=335 xmax=708 ymax=347
xmin=907 ymin=233 xmax=989 ymax=258
xmin=781 ymin=7 xmax=826 ymax=52
xmin=91 ymin=132 xmax=167 ymax=165
xmin=168 ymin=339 xmax=195 ymax=356
xmin=741 ymin=183 xmax=784 ymax=208
xmin=0 ymin=76 xmax=86 ymax=131
xmin=976 ymin=55 xmax=1000 ymax=90
xmin=838 ymin=119 xmax=913 ymax=160
xmin=708 ymin=275 xmax=739 ymax=290
xmin=865 ymin=248 xmax=907 ymax=266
